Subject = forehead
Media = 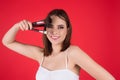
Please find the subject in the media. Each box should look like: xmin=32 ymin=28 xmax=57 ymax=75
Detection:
xmin=50 ymin=15 xmax=66 ymax=25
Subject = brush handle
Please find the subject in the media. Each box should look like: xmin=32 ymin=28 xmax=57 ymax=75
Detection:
xmin=32 ymin=20 xmax=45 ymax=27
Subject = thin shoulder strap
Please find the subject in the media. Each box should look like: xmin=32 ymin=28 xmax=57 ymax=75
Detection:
xmin=65 ymin=48 xmax=69 ymax=69
xmin=40 ymin=56 xmax=44 ymax=66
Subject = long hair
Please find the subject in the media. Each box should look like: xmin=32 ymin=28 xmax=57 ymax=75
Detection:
xmin=43 ymin=9 xmax=72 ymax=56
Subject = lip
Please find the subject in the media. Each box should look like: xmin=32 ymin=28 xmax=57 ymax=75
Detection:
xmin=51 ymin=36 xmax=60 ymax=40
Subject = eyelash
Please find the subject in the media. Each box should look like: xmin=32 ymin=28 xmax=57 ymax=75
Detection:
xmin=47 ymin=26 xmax=64 ymax=29
xmin=58 ymin=26 xmax=64 ymax=29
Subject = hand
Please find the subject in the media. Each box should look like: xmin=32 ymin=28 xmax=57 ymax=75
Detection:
xmin=16 ymin=20 xmax=32 ymax=31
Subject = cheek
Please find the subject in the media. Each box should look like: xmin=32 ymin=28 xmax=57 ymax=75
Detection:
xmin=46 ymin=34 xmax=50 ymax=40
xmin=61 ymin=30 xmax=67 ymax=38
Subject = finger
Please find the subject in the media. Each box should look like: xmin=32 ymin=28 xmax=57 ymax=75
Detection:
xmin=27 ymin=21 xmax=32 ymax=30
xmin=20 ymin=20 xmax=26 ymax=30
xmin=23 ymin=20 xmax=29 ymax=30
xmin=18 ymin=23 xmax=24 ymax=31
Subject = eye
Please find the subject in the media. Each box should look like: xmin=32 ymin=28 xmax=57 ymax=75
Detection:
xmin=58 ymin=25 xmax=64 ymax=29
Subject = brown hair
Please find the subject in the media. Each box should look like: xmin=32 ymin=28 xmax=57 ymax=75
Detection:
xmin=43 ymin=9 xmax=72 ymax=56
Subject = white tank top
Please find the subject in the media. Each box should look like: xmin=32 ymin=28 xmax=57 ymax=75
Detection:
xmin=36 ymin=51 xmax=79 ymax=80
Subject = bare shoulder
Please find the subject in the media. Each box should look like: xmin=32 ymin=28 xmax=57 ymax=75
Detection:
xmin=68 ymin=45 xmax=116 ymax=80
xmin=69 ymin=45 xmax=92 ymax=60
xmin=68 ymin=45 xmax=83 ymax=55
xmin=68 ymin=45 xmax=88 ymax=63
xmin=70 ymin=45 xmax=80 ymax=49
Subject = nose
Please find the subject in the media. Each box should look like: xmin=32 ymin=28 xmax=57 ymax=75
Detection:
xmin=47 ymin=27 xmax=59 ymax=35
xmin=52 ymin=28 xmax=58 ymax=35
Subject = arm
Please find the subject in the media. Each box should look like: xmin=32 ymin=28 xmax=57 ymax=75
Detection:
xmin=70 ymin=46 xmax=116 ymax=80
xmin=2 ymin=20 xmax=43 ymax=62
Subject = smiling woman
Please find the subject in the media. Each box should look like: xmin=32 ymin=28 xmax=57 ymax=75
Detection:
xmin=46 ymin=16 xmax=67 ymax=43
xmin=2 ymin=9 xmax=115 ymax=80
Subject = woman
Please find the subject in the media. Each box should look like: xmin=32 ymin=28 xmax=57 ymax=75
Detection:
xmin=2 ymin=9 xmax=115 ymax=80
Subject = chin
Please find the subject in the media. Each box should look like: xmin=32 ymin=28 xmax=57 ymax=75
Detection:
xmin=50 ymin=40 xmax=63 ymax=45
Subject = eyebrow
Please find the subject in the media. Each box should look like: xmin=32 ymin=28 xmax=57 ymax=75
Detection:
xmin=47 ymin=23 xmax=65 ymax=28
xmin=58 ymin=24 xmax=64 ymax=26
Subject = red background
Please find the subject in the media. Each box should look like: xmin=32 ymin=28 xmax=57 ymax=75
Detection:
xmin=0 ymin=0 xmax=120 ymax=80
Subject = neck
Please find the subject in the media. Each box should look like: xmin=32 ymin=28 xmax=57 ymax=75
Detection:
xmin=52 ymin=44 xmax=62 ymax=54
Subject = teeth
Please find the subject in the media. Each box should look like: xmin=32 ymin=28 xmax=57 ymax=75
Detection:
xmin=52 ymin=36 xmax=58 ymax=38
xmin=51 ymin=36 xmax=59 ymax=39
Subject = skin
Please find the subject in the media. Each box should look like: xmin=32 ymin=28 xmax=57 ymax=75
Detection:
xmin=46 ymin=16 xmax=68 ymax=52
xmin=2 ymin=16 xmax=115 ymax=80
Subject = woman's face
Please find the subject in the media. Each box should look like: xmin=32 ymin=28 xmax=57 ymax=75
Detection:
xmin=46 ymin=15 xmax=67 ymax=45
